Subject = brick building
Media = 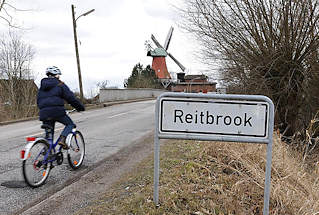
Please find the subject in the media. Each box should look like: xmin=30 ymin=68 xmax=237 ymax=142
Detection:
xmin=171 ymin=73 xmax=217 ymax=93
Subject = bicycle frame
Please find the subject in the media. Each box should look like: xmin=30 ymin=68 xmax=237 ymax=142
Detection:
xmin=21 ymin=128 xmax=78 ymax=163
xmin=42 ymin=132 xmax=63 ymax=164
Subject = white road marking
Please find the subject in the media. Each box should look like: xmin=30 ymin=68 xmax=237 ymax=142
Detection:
xmin=108 ymin=112 xmax=129 ymax=119
xmin=108 ymin=109 xmax=140 ymax=119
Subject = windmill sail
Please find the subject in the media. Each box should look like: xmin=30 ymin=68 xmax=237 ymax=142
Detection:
xmin=151 ymin=35 xmax=164 ymax=49
xmin=168 ymin=53 xmax=186 ymax=71
xmin=150 ymin=28 xmax=186 ymax=73
xmin=164 ymin=27 xmax=174 ymax=50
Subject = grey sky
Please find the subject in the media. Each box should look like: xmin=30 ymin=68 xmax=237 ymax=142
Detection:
xmin=0 ymin=0 xmax=207 ymax=96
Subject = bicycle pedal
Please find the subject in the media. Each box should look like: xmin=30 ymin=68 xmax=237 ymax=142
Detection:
xmin=56 ymin=152 xmax=63 ymax=165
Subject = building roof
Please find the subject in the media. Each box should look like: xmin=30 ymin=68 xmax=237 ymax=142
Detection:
xmin=184 ymin=74 xmax=207 ymax=80
xmin=0 ymin=79 xmax=38 ymax=96
xmin=0 ymin=79 xmax=38 ymax=104
xmin=172 ymin=82 xmax=217 ymax=86
xmin=0 ymin=79 xmax=37 ymax=88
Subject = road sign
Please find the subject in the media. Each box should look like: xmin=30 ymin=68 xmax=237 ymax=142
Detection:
xmin=160 ymin=98 xmax=269 ymax=138
xmin=154 ymin=92 xmax=274 ymax=215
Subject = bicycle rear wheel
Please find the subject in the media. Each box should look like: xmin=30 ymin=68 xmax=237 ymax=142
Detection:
xmin=22 ymin=140 xmax=51 ymax=188
xmin=67 ymin=131 xmax=85 ymax=169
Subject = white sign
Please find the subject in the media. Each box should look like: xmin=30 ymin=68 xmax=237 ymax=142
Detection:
xmin=154 ymin=93 xmax=274 ymax=215
xmin=159 ymin=98 xmax=269 ymax=138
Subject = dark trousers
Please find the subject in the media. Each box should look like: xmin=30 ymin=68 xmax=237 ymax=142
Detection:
xmin=43 ymin=115 xmax=75 ymax=139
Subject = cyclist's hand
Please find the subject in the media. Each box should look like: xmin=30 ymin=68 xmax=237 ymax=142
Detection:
xmin=76 ymin=106 xmax=85 ymax=112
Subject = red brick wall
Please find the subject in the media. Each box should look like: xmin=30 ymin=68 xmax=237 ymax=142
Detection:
xmin=171 ymin=84 xmax=216 ymax=93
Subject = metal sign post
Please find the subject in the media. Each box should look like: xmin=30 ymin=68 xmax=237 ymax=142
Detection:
xmin=154 ymin=92 xmax=274 ymax=215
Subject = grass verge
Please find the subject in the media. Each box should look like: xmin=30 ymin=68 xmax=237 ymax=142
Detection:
xmin=75 ymin=134 xmax=319 ymax=215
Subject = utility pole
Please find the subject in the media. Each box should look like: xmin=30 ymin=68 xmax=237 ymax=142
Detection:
xmin=71 ymin=4 xmax=95 ymax=101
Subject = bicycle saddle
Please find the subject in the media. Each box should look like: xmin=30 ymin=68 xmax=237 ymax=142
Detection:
xmin=41 ymin=124 xmax=53 ymax=130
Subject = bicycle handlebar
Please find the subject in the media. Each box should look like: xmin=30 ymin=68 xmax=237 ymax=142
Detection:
xmin=66 ymin=109 xmax=77 ymax=114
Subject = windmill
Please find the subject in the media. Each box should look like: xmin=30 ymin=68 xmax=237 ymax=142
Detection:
xmin=147 ymin=26 xmax=186 ymax=88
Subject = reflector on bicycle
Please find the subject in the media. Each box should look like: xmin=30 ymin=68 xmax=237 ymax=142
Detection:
xmin=20 ymin=150 xmax=25 ymax=159
xmin=26 ymin=137 xmax=36 ymax=141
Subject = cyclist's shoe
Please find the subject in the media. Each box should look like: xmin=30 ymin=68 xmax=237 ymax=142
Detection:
xmin=58 ymin=136 xmax=69 ymax=149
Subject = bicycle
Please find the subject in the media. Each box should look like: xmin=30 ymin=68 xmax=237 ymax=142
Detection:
xmin=21 ymin=110 xmax=85 ymax=188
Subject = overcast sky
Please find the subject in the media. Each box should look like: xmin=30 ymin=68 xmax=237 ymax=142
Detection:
xmin=1 ymin=0 xmax=209 ymax=97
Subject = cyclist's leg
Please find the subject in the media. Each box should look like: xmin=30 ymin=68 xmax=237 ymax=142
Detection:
xmin=56 ymin=115 xmax=75 ymax=148
xmin=57 ymin=115 xmax=75 ymax=137
xmin=42 ymin=119 xmax=55 ymax=139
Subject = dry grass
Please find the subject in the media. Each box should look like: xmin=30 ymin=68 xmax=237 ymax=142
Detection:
xmin=0 ymin=105 xmax=38 ymax=122
xmin=76 ymin=134 xmax=319 ymax=215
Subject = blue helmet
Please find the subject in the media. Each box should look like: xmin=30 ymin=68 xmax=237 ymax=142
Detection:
xmin=46 ymin=66 xmax=62 ymax=76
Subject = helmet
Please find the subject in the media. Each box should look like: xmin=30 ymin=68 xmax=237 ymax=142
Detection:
xmin=45 ymin=66 xmax=62 ymax=76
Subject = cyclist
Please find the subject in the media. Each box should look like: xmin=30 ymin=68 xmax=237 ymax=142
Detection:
xmin=37 ymin=66 xmax=85 ymax=149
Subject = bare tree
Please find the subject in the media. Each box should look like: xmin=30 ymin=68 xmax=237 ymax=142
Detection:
xmin=97 ymin=80 xmax=108 ymax=90
xmin=0 ymin=31 xmax=37 ymax=120
xmin=0 ymin=0 xmax=29 ymax=28
xmin=179 ymin=0 xmax=319 ymax=137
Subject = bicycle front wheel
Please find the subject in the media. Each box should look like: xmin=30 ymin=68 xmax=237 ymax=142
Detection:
xmin=22 ymin=140 xmax=51 ymax=188
xmin=67 ymin=131 xmax=85 ymax=169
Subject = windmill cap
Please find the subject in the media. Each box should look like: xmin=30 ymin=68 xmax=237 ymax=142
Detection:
xmin=147 ymin=48 xmax=167 ymax=57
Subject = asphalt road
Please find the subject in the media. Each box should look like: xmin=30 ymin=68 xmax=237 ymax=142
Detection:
xmin=0 ymin=100 xmax=156 ymax=215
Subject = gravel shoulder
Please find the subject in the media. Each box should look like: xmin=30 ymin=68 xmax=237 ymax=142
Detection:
xmin=16 ymin=132 xmax=155 ymax=215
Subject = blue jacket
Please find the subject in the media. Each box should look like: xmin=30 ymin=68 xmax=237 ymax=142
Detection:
xmin=37 ymin=77 xmax=85 ymax=121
